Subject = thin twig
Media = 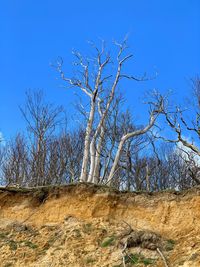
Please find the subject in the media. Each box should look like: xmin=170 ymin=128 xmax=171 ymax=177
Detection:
xmin=121 ymin=241 xmax=127 ymax=267
xmin=156 ymin=247 xmax=169 ymax=267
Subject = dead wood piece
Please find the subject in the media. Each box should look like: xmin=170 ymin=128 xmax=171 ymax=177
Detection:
xmin=157 ymin=247 xmax=169 ymax=267
xmin=126 ymin=230 xmax=161 ymax=250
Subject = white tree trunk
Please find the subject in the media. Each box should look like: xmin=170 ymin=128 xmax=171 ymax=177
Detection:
xmin=107 ymin=137 xmax=126 ymax=186
xmin=93 ymin=126 xmax=105 ymax=183
xmin=87 ymin=138 xmax=96 ymax=183
xmin=88 ymin=125 xmax=105 ymax=183
xmin=93 ymin=133 xmax=103 ymax=184
xmin=88 ymin=63 xmax=122 ymax=183
xmin=107 ymin=114 xmax=157 ymax=185
xmin=145 ymin=164 xmax=150 ymax=192
xmin=80 ymin=100 xmax=95 ymax=182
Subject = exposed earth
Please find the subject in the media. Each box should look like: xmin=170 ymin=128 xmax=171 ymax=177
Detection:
xmin=0 ymin=183 xmax=200 ymax=267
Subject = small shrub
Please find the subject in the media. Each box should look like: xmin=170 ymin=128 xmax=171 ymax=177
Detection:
xmin=23 ymin=240 xmax=38 ymax=249
xmin=165 ymin=239 xmax=175 ymax=251
xmin=101 ymin=236 xmax=115 ymax=247
xmin=8 ymin=240 xmax=17 ymax=250
xmin=125 ymin=254 xmax=140 ymax=264
xmin=142 ymin=258 xmax=155 ymax=265
xmin=124 ymin=254 xmax=155 ymax=266
xmin=0 ymin=232 xmax=9 ymax=239
xmin=85 ymin=257 xmax=96 ymax=264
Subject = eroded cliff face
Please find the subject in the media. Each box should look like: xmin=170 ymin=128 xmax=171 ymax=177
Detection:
xmin=0 ymin=184 xmax=200 ymax=267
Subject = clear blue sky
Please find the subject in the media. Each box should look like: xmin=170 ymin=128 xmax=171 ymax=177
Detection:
xmin=0 ymin=0 xmax=199 ymax=140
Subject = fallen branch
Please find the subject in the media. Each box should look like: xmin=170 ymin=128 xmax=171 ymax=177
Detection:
xmin=156 ymin=247 xmax=169 ymax=267
xmin=121 ymin=220 xmax=133 ymax=236
xmin=121 ymin=241 xmax=127 ymax=267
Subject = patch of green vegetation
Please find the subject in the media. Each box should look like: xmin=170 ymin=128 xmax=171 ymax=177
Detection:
xmin=2 ymin=236 xmax=38 ymax=251
xmin=7 ymin=240 xmax=18 ymax=250
xmin=166 ymin=239 xmax=175 ymax=251
xmin=0 ymin=232 xmax=9 ymax=239
xmin=125 ymin=254 xmax=140 ymax=265
xmin=123 ymin=254 xmax=155 ymax=266
xmin=85 ymin=257 xmax=96 ymax=264
xmin=101 ymin=236 xmax=115 ymax=247
xmin=142 ymin=258 xmax=155 ymax=265
xmin=23 ymin=240 xmax=38 ymax=249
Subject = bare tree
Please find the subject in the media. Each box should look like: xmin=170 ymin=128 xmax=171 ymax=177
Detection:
xmin=161 ymin=77 xmax=200 ymax=156
xmin=56 ymin=39 xmax=164 ymax=184
xmin=20 ymin=90 xmax=64 ymax=186
xmin=0 ymin=90 xmax=86 ymax=187
xmin=107 ymin=95 xmax=163 ymax=185
xmin=44 ymin=128 xmax=84 ymax=185
xmin=0 ymin=144 xmax=6 ymax=184
xmin=2 ymin=133 xmax=28 ymax=186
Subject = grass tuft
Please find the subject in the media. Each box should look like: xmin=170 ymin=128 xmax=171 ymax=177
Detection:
xmin=101 ymin=236 xmax=115 ymax=247
xmin=23 ymin=240 xmax=38 ymax=249
xmin=124 ymin=253 xmax=155 ymax=266
xmin=7 ymin=240 xmax=18 ymax=250
xmin=165 ymin=239 xmax=175 ymax=251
